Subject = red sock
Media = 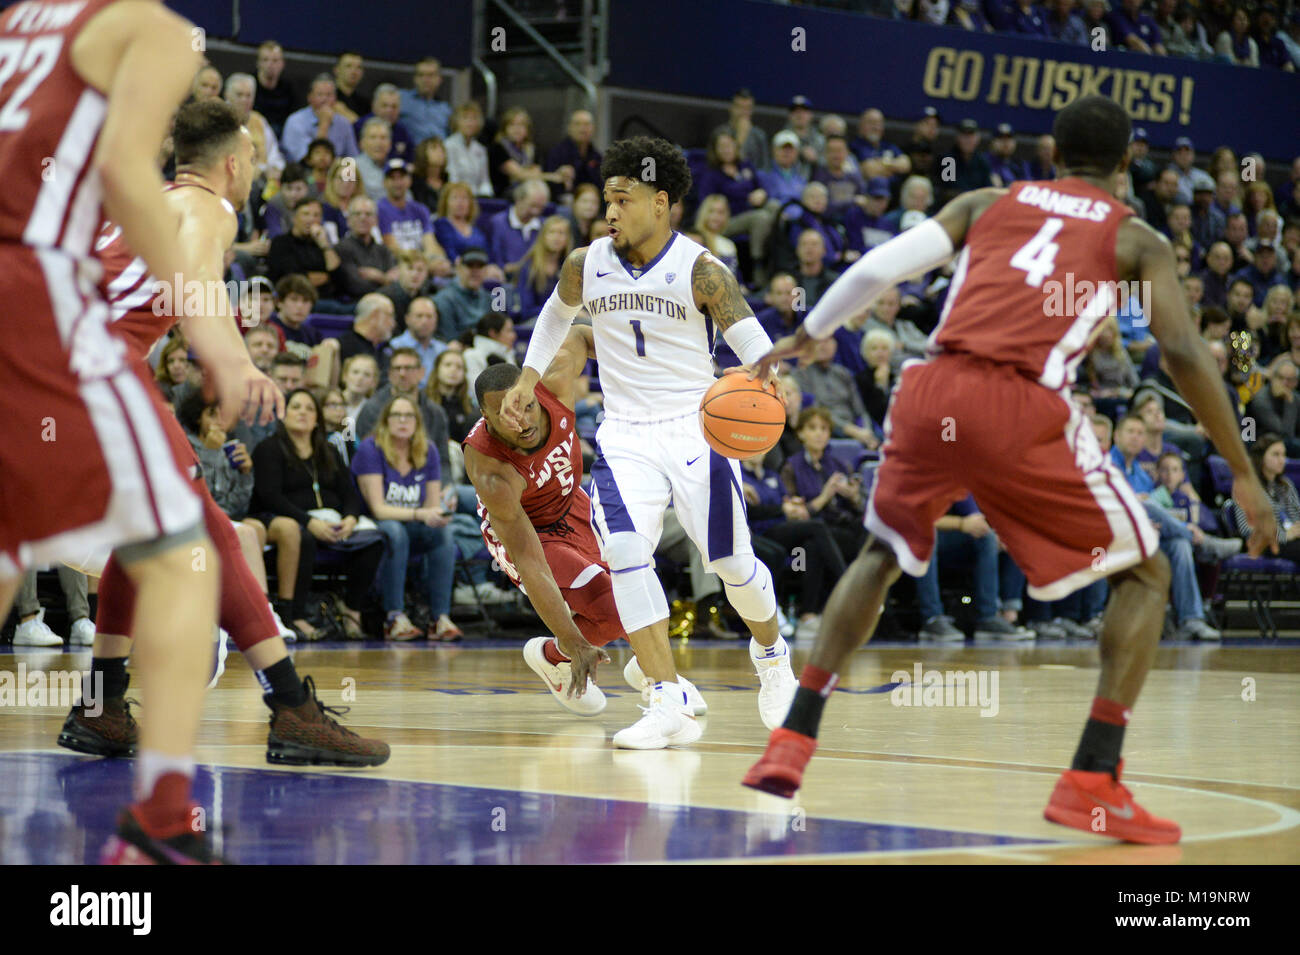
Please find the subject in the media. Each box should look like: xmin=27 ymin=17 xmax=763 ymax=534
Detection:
xmin=799 ymin=665 xmax=839 ymax=697
xmin=543 ymin=639 xmax=570 ymax=664
xmin=132 ymin=773 xmax=196 ymax=839
xmin=1089 ymin=697 xmax=1131 ymax=726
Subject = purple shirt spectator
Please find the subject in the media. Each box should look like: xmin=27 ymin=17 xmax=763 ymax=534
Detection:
xmin=757 ymin=163 xmax=809 ymax=207
xmin=811 ymin=164 xmax=865 ymax=221
xmin=546 ymin=137 xmax=604 ymax=191
xmin=351 ymin=435 xmax=440 ymax=512
xmin=781 ymin=448 xmax=858 ymax=527
xmin=696 ymin=161 xmax=762 ymax=217
xmin=487 ymin=208 xmax=543 ymax=270
xmin=757 ymin=306 xmax=800 ymax=342
xmin=377 ymin=196 xmax=434 ymax=253
xmin=742 ymin=464 xmax=787 ymax=535
xmin=832 ymin=325 xmax=869 ymax=378
xmin=353 ymin=114 xmax=416 ymax=162
xmin=433 ymin=217 xmax=489 ymax=263
xmin=516 ymin=260 xmax=559 ymax=321
xmin=984 ymin=0 xmax=1019 ymax=29
xmin=1012 ymin=2 xmax=1051 ymax=35
xmin=1107 ymin=5 xmax=1162 ymax=48
xmin=843 ymin=205 xmax=898 ymax=253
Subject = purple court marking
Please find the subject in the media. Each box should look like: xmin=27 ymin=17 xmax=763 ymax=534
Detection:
xmin=2 ymin=752 xmax=1057 ymax=865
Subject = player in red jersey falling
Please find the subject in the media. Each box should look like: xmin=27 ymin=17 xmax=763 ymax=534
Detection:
xmin=742 ymin=96 xmax=1276 ymax=844
xmin=0 ymin=0 xmax=280 ymax=863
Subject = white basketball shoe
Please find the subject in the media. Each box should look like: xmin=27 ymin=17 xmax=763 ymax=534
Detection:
xmin=612 ymin=683 xmax=702 ymax=750
xmin=751 ymin=636 xmax=797 ymax=730
xmin=523 ymin=636 xmax=607 ymax=716
xmin=622 ymin=656 xmax=708 ymax=715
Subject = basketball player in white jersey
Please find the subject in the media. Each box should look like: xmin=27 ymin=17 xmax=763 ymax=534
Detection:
xmin=500 ymin=137 xmax=796 ymax=749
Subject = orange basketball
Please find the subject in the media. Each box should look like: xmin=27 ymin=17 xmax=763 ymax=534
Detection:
xmin=699 ymin=373 xmax=786 ymax=459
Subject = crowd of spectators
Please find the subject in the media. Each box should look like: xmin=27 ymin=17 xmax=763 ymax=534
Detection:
xmin=46 ymin=31 xmax=1292 ymax=649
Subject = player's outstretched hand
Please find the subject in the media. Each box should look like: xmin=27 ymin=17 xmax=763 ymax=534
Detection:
xmin=1233 ymin=475 xmax=1278 ymax=557
xmin=750 ymin=326 xmax=816 ymax=384
xmin=554 ymin=630 xmax=609 ymax=699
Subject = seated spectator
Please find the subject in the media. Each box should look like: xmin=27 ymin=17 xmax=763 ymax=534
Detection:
xmin=741 ymin=450 xmax=847 ymax=639
xmin=338 ymin=292 xmax=396 ymax=377
xmin=355 ymin=347 xmax=451 ymax=476
xmin=758 ymin=131 xmax=810 ymax=209
xmin=1279 ymin=312 xmax=1300 ymax=371
xmin=330 ymin=52 xmax=368 ymax=122
xmin=1171 ymin=3 xmax=1216 ymax=57
xmin=1116 ymin=287 xmax=1155 ymax=359
xmin=862 ymin=285 xmax=929 ymax=368
xmin=176 ymin=389 xmax=256 ymax=520
xmin=882 ymin=175 xmax=935 ymax=233
xmin=755 ymin=273 xmax=802 ymax=343
xmin=792 ymin=229 xmax=841 ymax=310
xmin=427 ymin=349 xmax=476 ymax=445
xmin=765 ymin=373 xmax=806 ymax=469
xmin=267 ymin=198 xmax=344 ymax=302
xmin=410 ymin=136 xmax=448 ymax=211
xmin=1234 ymin=240 xmax=1288 ymax=306
xmin=780 ymin=407 xmax=866 ymax=562
xmin=843 ymin=177 xmax=897 ymax=254
xmin=433 ymin=182 xmax=505 ymax=285
xmin=985 ymin=123 xmax=1026 ymax=187
xmin=1110 ymin=414 xmax=1221 ymax=639
xmin=377 ymin=159 xmax=451 ymax=277
xmin=489 ymin=106 xmax=567 ymax=198
xmin=155 ymin=338 xmax=192 ymax=403
xmin=794 ymin=338 xmax=878 ymax=448
xmin=784 ymin=95 xmax=823 ymax=170
xmin=517 ymin=215 xmax=571 ymax=322
xmin=1164 ymin=203 xmax=1203 ymax=270
xmin=916 ymin=498 xmax=1032 ymax=641
xmin=784 ymin=182 xmax=854 ymax=271
xmin=1152 ymin=450 xmax=1243 ymax=560
xmin=302 ymin=138 xmax=336 ymax=199
xmin=830 ymin=304 xmax=870 ymax=379
xmin=1108 ymin=0 xmax=1166 ymax=52
xmin=562 ymin=183 xmax=603 ymax=249
xmin=849 ymin=107 xmax=910 ymax=181
xmin=271 ymin=274 xmax=340 ymax=390
xmin=378 ymin=250 xmax=436 ymax=329
xmin=444 ymin=100 xmax=492 ymax=197
xmin=1131 ymin=389 xmax=1196 ymax=478
xmin=243 ymin=324 xmax=281 ymax=374
xmin=1045 ymin=0 xmax=1089 ymax=43
xmin=341 ymin=353 xmax=381 ymax=426
xmin=250 ymin=388 xmax=383 ymax=640
xmin=270 ymin=352 xmax=307 ymax=396
xmin=225 ymin=71 xmax=284 ymax=183
xmin=319 ymin=156 xmax=361 ymax=244
xmin=354 ymin=117 xmax=393 ymax=200
xmin=337 ymin=195 xmax=398 ymax=300
xmin=281 ymin=74 xmax=358 ymax=163
xmin=712 ymin=87 xmax=770 ymax=171
xmin=488 ymin=179 xmax=549 ymax=280
xmin=1215 ymin=7 xmax=1259 ymax=65
xmin=432 ymin=248 xmax=494 ymax=344
xmin=1257 ymin=285 xmax=1294 ymax=362
xmin=463 ymin=313 xmax=519 ymax=394
xmin=1190 ymin=182 xmax=1226 ymax=249
xmin=263 ymin=163 xmax=310 ymax=240
xmin=1231 ymin=433 xmax=1300 ymax=558
xmin=811 ymin=135 xmax=865 ymax=222
xmin=1084 ymin=316 xmax=1139 ymax=403
xmin=1011 ymin=0 xmax=1051 ymax=36
xmin=10 ymin=566 xmax=93 ymax=647
xmin=938 ymin=119 xmax=993 ymax=203
xmin=321 ymin=388 xmax=355 ymax=466
xmin=697 ymin=129 xmax=776 ymax=269
xmin=354 ymin=84 xmax=415 ymax=163
xmin=1198 ymin=240 xmax=1234 ymax=308
xmin=856 ymin=327 xmax=899 ymax=426
xmin=1026 ymin=133 xmax=1059 ymax=181
xmin=1226 ymin=276 xmax=1265 ymax=334
xmin=1079 ymin=0 xmax=1113 ymax=48
xmin=389 ymin=296 xmax=447 ymax=385
xmin=400 ymin=57 xmax=452 ymax=145
xmin=694 ymin=195 xmax=743 ymax=280
xmin=545 ymin=108 xmax=603 ymax=197
xmin=1249 ymin=357 xmax=1300 ymax=453
xmin=352 ymin=395 xmax=459 ymax=641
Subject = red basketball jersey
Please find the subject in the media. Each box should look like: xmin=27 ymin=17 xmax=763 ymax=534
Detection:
xmin=0 ymin=0 xmax=116 ymax=258
xmin=930 ymin=178 xmax=1132 ymax=390
xmin=464 ymin=382 xmax=586 ymax=528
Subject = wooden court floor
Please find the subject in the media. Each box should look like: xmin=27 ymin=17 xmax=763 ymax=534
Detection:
xmin=1 ymin=637 xmax=1298 ymax=864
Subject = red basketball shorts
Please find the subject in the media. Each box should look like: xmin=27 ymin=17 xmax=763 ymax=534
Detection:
xmin=0 ymin=248 xmax=200 ymax=580
xmin=867 ymin=353 xmax=1158 ymax=600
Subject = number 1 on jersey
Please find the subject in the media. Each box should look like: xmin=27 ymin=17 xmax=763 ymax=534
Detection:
xmin=1010 ymin=217 xmax=1064 ymax=288
xmin=629 ymin=319 xmax=646 ymax=357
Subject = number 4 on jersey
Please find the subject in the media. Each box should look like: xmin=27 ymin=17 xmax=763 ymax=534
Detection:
xmin=1010 ymin=217 xmax=1064 ymax=288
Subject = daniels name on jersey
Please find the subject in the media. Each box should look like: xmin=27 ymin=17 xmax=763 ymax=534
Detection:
xmin=582 ymin=232 xmax=719 ymax=421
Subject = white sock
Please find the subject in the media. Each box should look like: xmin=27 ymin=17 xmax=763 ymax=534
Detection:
xmin=751 ymin=636 xmax=787 ymax=659
xmin=652 ymin=681 xmax=688 ymax=708
xmin=135 ymin=751 xmax=196 ymax=801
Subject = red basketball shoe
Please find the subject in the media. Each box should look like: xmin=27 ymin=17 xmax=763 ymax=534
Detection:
xmin=1044 ymin=761 xmax=1181 ymax=844
xmin=742 ymin=728 xmax=817 ymax=798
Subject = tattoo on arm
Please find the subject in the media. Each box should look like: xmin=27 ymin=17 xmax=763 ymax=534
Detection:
xmin=557 ymin=247 xmax=587 ymax=306
xmin=691 ymin=252 xmax=753 ymax=331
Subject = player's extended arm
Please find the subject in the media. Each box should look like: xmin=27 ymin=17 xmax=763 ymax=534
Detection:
xmin=73 ymin=2 xmax=201 ymax=286
xmin=500 ymin=247 xmax=587 ymax=427
xmin=1131 ymin=221 xmax=1277 ymax=554
xmin=174 ymin=200 xmax=284 ymax=426
xmin=540 ymin=324 xmax=596 ymax=411
xmin=753 ymin=189 xmax=1002 ymax=379
xmin=466 ymin=451 xmax=607 ymax=690
xmin=691 ymin=252 xmax=774 ymax=373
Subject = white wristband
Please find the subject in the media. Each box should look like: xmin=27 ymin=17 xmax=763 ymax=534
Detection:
xmin=721 ymin=315 xmax=773 ymax=367
xmin=522 ymin=288 xmax=583 ymax=376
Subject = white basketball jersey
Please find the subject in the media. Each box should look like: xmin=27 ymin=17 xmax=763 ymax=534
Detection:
xmin=582 ymin=232 xmax=717 ymax=420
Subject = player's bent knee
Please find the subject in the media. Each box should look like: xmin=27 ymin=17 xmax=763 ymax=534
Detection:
xmin=710 ymin=554 xmax=777 ymax=622
xmin=602 ymin=531 xmax=654 ymax=573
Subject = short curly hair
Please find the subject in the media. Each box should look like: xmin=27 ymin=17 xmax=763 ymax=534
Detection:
xmin=601 ymin=136 xmax=692 ymax=206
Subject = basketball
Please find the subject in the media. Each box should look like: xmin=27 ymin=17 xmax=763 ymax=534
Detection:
xmin=698 ymin=373 xmax=786 ymax=459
